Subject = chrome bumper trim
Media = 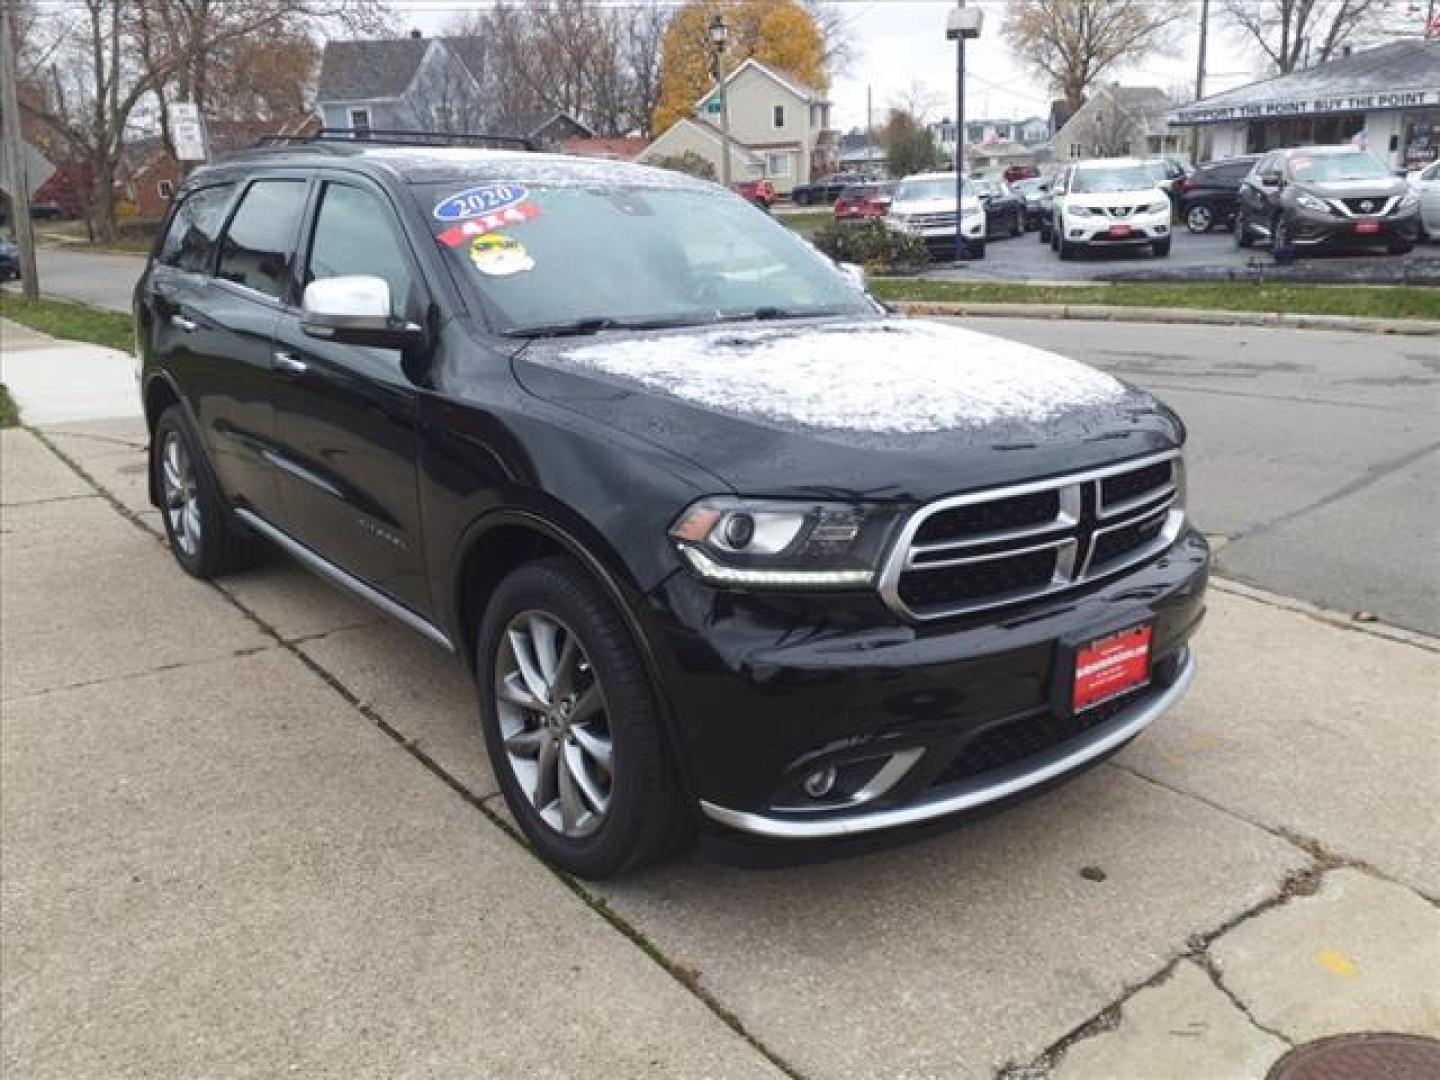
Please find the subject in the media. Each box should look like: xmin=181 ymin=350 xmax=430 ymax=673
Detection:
xmin=700 ymin=648 xmax=1195 ymax=840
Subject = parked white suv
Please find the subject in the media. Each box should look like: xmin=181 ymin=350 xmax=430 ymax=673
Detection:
xmin=1050 ymin=158 xmax=1172 ymax=260
xmin=886 ymin=172 xmax=988 ymax=260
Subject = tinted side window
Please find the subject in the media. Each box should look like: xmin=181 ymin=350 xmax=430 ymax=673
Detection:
xmin=158 ymin=184 xmax=234 ymax=272
xmin=216 ymin=180 xmax=307 ymax=300
xmin=304 ymin=183 xmax=416 ymax=318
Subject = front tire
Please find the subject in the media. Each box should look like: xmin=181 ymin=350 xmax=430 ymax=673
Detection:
xmin=966 ymin=240 xmax=986 ymax=260
xmin=151 ymin=405 xmax=265 ymax=579
xmin=1235 ymin=211 xmax=1255 ymax=248
xmin=1059 ymin=238 xmax=1078 ymax=260
xmin=477 ymin=558 xmax=688 ymax=879
xmin=1010 ymin=209 xmax=1023 ymax=237
xmin=1152 ymin=237 xmax=1172 ymax=257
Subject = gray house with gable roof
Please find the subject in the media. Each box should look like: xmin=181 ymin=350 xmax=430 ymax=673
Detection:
xmin=316 ymin=33 xmax=595 ymax=147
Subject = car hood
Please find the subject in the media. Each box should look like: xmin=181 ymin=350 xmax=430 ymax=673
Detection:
xmin=892 ymin=196 xmax=983 ymax=215
xmin=1293 ymin=176 xmax=1410 ymax=199
xmin=1066 ymin=188 xmax=1167 ymax=207
xmin=510 ymin=318 xmax=1182 ymax=503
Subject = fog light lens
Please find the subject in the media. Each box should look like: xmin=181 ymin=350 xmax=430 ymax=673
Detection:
xmin=803 ymin=766 xmax=838 ymax=798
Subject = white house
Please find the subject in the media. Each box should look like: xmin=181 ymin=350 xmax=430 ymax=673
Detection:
xmin=638 ymin=59 xmax=837 ymax=192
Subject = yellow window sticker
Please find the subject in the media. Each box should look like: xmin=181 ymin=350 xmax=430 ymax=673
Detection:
xmin=469 ymin=233 xmax=535 ymax=277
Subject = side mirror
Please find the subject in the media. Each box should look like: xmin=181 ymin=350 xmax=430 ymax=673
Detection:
xmin=301 ymin=275 xmax=424 ymax=350
xmin=837 ymin=261 xmax=867 ymax=291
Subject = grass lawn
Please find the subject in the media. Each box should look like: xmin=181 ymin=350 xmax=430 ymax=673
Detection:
xmin=1 ymin=293 xmax=134 ymax=352
xmin=775 ymin=209 xmax=834 ymax=236
xmin=871 ymin=279 xmax=1440 ymax=322
xmin=0 ymin=383 xmax=17 ymax=428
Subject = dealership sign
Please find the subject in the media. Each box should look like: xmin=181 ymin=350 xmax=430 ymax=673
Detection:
xmin=1175 ymin=88 xmax=1440 ymax=125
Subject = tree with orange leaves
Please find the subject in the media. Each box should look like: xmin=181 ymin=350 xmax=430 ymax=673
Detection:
xmin=653 ymin=0 xmax=828 ymax=135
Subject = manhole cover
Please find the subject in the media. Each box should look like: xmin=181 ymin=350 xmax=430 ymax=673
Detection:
xmin=1267 ymin=1033 xmax=1440 ymax=1080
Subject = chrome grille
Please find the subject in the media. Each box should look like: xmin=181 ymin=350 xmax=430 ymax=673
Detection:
xmin=879 ymin=451 xmax=1185 ymax=620
xmin=910 ymin=211 xmax=957 ymax=228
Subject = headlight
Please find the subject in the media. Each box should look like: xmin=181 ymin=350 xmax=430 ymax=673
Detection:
xmin=1068 ymin=205 xmax=1096 ymax=217
xmin=1295 ymin=192 xmax=1330 ymax=214
xmin=1147 ymin=201 xmax=1170 ymax=215
xmin=670 ymin=498 xmax=901 ymax=588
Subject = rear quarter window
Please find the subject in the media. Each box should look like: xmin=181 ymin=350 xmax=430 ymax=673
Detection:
xmin=158 ymin=184 xmax=235 ymax=273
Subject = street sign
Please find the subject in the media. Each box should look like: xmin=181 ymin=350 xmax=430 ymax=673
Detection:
xmin=170 ymin=103 xmax=208 ymax=162
xmin=0 ymin=140 xmax=55 ymax=200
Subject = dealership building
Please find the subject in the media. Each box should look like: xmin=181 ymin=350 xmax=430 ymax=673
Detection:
xmin=1170 ymin=38 xmax=1440 ymax=169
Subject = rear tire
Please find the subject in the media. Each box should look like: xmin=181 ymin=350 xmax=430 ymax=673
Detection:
xmin=1235 ymin=211 xmax=1255 ymax=248
xmin=151 ymin=404 xmax=266 ymax=579
xmin=1185 ymin=204 xmax=1213 ymax=233
xmin=476 ymin=557 xmax=689 ymax=879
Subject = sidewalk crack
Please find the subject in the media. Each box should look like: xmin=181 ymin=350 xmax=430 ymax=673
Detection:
xmin=1193 ymin=951 xmax=1294 ymax=1049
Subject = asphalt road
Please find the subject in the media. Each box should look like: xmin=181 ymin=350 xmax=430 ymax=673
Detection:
xmin=958 ymin=317 xmax=1440 ymax=635
xmin=923 ymin=225 xmax=1440 ymax=282
xmin=10 ymin=247 xmax=1437 ymax=634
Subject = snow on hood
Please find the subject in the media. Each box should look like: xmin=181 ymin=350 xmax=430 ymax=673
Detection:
xmin=551 ymin=320 xmax=1128 ymax=435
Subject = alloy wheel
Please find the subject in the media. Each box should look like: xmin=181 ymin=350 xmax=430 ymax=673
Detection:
xmin=160 ymin=431 xmax=200 ymax=557
xmin=1187 ymin=205 xmax=1212 ymax=233
xmin=495 ymin=611 xmax=613 ymax=839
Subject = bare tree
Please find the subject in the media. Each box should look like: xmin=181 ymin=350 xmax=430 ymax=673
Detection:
xmin=619 ymin=1 xmax=668 ymax=136
xmin=890 ymin=80 xmax=945 ymax=125
xmin=1221 ymin=0 xmax=1403 ymax=74
xmin=1004 ymin=0 xmax=1187 ymax=113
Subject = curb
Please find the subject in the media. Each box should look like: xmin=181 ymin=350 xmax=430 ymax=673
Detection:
xmin=889 ymin=300 xmax=1440 ymax=336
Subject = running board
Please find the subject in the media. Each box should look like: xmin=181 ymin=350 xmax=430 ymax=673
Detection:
xmin=234 ymin=508 xmax=454 ymax=653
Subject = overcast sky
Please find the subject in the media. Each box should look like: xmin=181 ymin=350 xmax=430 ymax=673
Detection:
xmin=392 ymin=0 xmax=1267 ymax=131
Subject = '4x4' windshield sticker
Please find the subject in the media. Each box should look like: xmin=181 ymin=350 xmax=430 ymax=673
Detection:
xmin=437 ymin=201 xmax=540 ymax=247
xmin=434 ymin=184 xmax=529 ymax=222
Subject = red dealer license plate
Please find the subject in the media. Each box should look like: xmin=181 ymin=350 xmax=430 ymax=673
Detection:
xmin=1108 ymin=223 xmax=1132 ymax=237
xmin=1355 ymin=218 xmax=1381 ymax=234
xmin=1073 ymin=624 xmax=1153 ymax=713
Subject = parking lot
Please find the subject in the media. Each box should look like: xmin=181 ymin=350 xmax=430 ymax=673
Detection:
xmin=919 ymin=224 xmax=1440 ymax=283
xmin=3 ymin=312 xmax=1436 ymax=1079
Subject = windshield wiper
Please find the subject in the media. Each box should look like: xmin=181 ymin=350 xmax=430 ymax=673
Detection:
xmin=717 ymin=306 xmax=852 ymax=324
xmin=502 ymin=315 xmax=708 ymax=339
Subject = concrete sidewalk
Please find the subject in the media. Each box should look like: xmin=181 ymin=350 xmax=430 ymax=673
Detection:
xmin=0 ymin=318 xmax=140 ymax=424
xmin=3 ymin=417 xmax=1437 ymax=1079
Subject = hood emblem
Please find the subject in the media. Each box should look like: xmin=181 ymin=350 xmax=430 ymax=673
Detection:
xmin=1360 ymin=200 xmax=1374 ymax=212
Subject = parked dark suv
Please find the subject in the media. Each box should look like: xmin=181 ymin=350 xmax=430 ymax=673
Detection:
xmin=1235 ymin=145 xmax=1420 ymax=254
xmin=136 ymin=137 xmax=1209 ymax=878
xmin=1179 ymin=155 xmax=1259 ymax=233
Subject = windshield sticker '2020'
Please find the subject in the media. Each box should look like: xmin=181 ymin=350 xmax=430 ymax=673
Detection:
xmin=434 ymin=184 xmax=529 ymax=222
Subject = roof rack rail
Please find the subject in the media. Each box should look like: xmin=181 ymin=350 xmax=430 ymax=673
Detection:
xmin=255 ymin=128 xmax=536 ymax=152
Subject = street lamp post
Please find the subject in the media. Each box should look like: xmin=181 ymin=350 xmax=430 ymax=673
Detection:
xmin=947 ymin=2 xmax=983 ymax=262
xmin=709 ymin=14 xmax=732 ymax=188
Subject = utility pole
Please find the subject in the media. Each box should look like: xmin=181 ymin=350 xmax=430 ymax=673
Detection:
xmin=708 ymin=14 xmax=732 ymax=188
xmin=1 ymin=0 xmax=39 ymax=301
xmin=1192 ymin=0 xmax=1209 ymax=164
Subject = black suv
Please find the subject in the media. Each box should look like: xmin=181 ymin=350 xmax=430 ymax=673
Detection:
xmin=136 ymin=138 xmax=1209 ymax=878
xmin=1235 ymin=145 xmax=1420 ymax=254
xmin=1179 ymin=155 xmax=1259 ymax=233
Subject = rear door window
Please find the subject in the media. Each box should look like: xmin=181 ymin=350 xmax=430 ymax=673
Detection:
xmin=216 ymin=179 xmax=308 ymax=300
xmin=158 ymin=184 xmax=234 ymax=273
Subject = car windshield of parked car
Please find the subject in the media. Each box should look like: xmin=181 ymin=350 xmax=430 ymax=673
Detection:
xmin=1288 ymin=152 xmax=1389 ymax=183
xmin=420 ymin=182 xmax=871 ymax=334
xmin=1070 ymin=165 xmax=1155 ymax=194
xmin=1013 ymin=178 xmax=1047 ymax=196
xmin=893 ymin=177 xmax=972 ymax=201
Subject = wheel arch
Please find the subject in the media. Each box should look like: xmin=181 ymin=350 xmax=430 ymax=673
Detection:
xmin=450 ymin=505 xmax=693 ymax=795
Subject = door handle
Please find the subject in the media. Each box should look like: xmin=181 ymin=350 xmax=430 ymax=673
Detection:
xmin=272 ymin=351 xmax=308 ymax=376
xmin=170 ymin=314 xmax=198 ymax=332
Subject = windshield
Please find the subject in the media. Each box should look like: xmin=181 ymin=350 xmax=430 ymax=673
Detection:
xmin=1013 ymin=178 xmax=1047 ymax=195
xmin=1070 ymin=165 xmax=1155 ymax=194
xmin=893 ymin=177 xmax=973 ymax=201
xmin=419 ymin=182 xmax=871 ymax=334
xmin=1289 ymin=152 xmax=1389 ymax=182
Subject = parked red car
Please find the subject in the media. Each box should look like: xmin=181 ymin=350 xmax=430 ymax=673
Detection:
xmin=1003 ymin=164 xmax=1040 ymax=184
xmin=733 ymin=179 xmax=777 ymax=208
xmin=833 ymin=183 xmax=893 ymax=221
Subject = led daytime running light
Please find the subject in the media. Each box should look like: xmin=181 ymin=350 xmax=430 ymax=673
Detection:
xmin=679 ymin=546 xmax=874 ymax=587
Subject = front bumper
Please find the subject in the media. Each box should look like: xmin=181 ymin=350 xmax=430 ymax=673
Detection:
xmin=640 ymin=528 xmax=1210 ymax=844
xmin=1063 ymin=212 xmax=1169 ymax=245
xmin=1286 ymin=206 xmax=1420 ymax=246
